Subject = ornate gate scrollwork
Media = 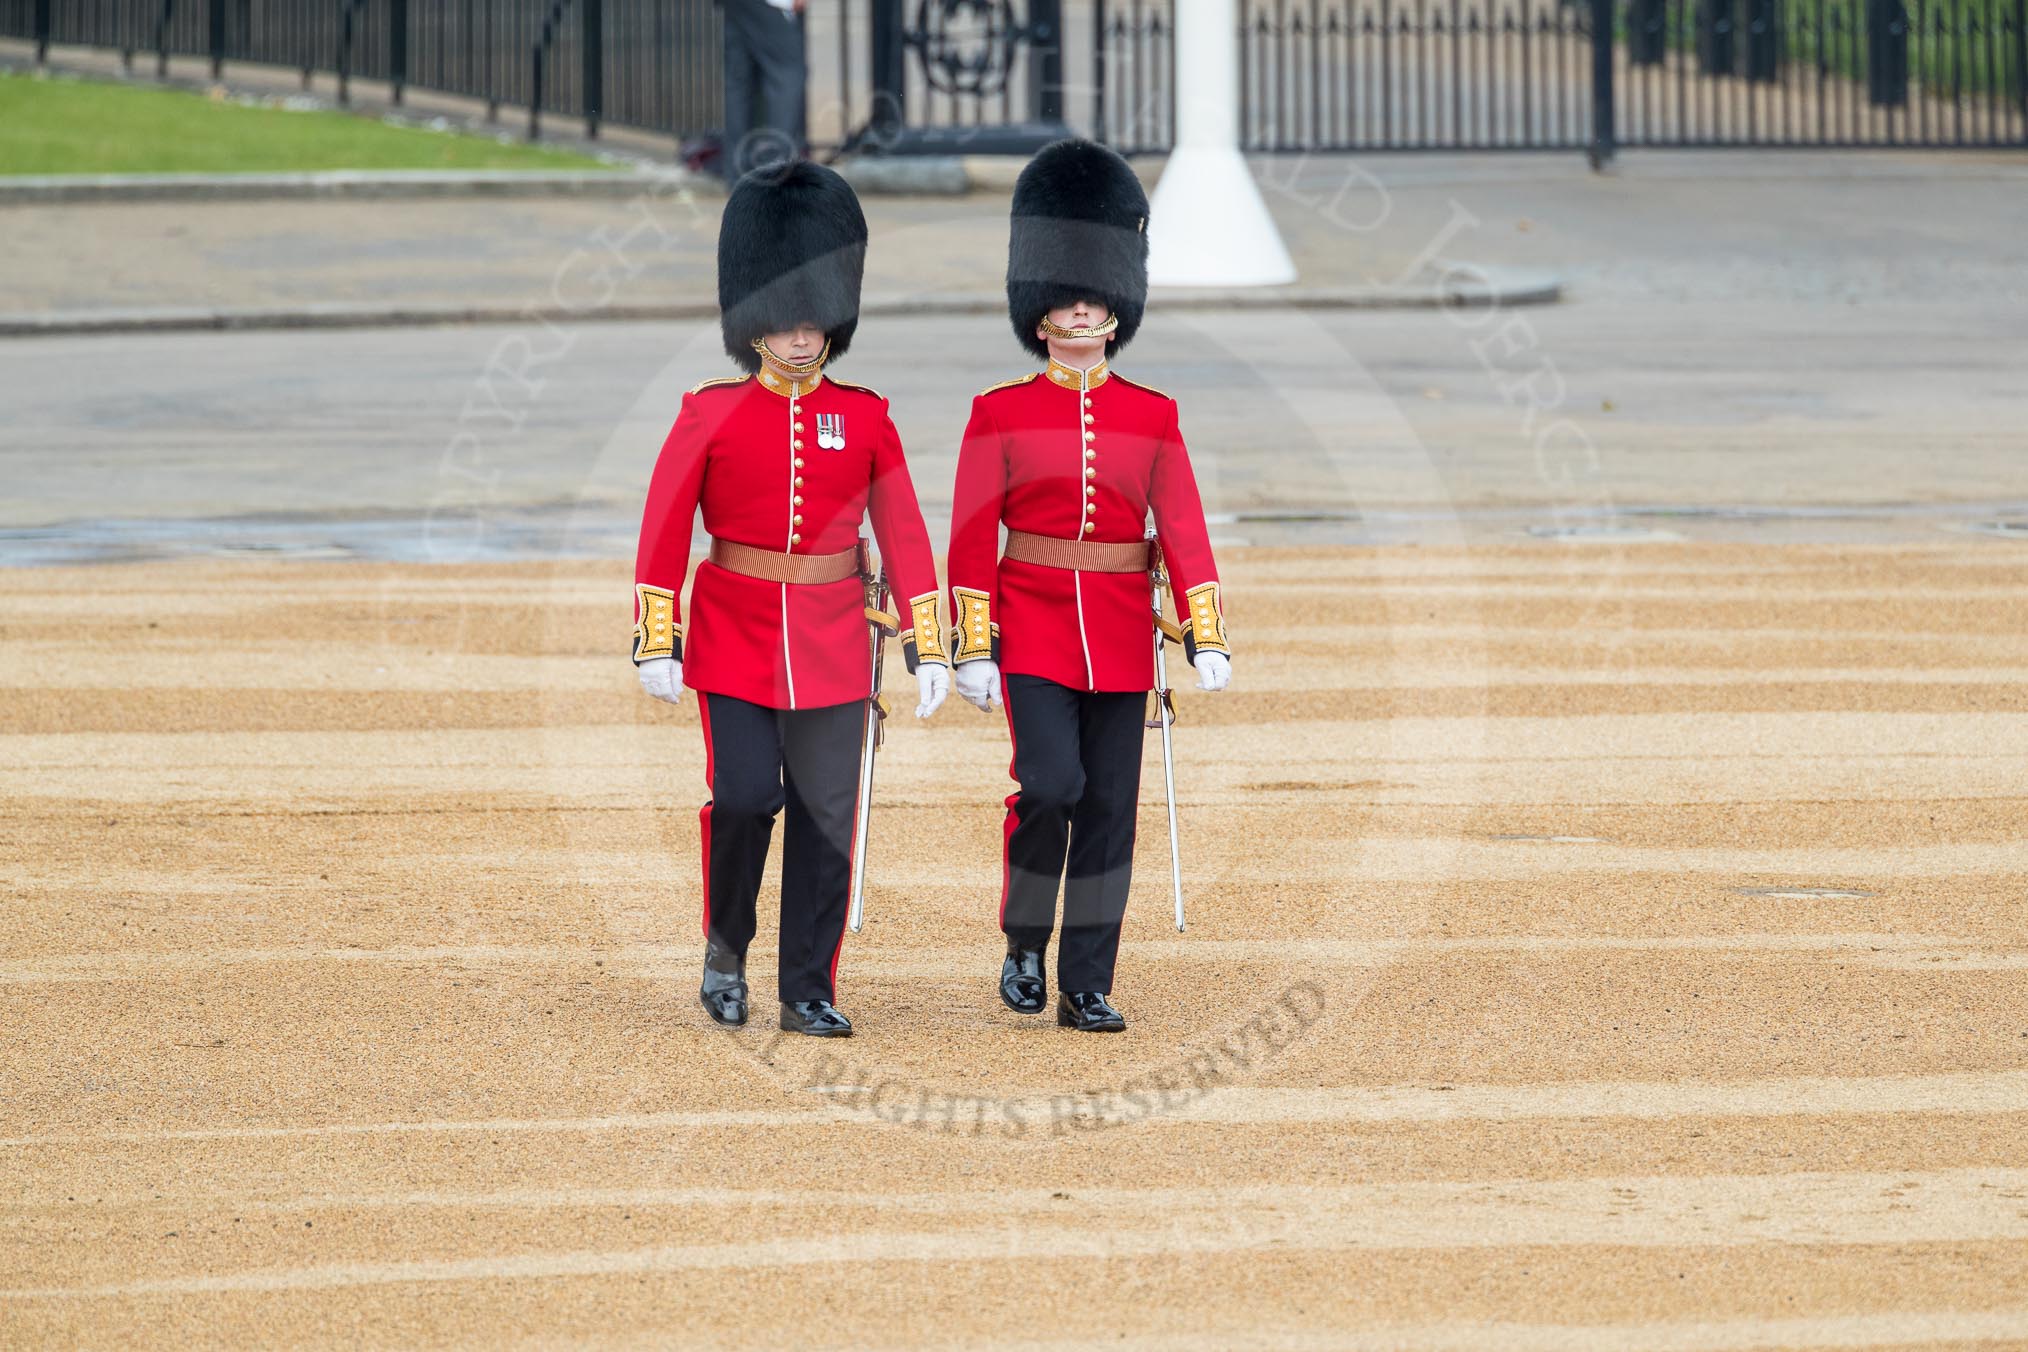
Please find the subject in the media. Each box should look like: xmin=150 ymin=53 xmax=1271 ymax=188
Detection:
xmin=905 ymin=0 xmax=1024 ymax=98
xmin=855 ymin=0 xmax=1068 ymax=154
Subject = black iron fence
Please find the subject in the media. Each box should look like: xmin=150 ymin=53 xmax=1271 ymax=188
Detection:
xmin=0 ymin=0 xmax=721 ymax=139
xmin=1224 ymin=0 xmax=1599 ymax=148
xmin=1614 ymin=0 xmax=2028 ymax=146
xmin=1095 ymin=0 xmax=2026 ymax=149
xmin=4 ymin=0 xmax=2023 ymax=154
xmin=1093 ymin=0 xmax=1177 ymax=151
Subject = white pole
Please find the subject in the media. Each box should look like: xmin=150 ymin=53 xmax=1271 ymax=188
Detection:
xmin=1146 ymin=0 xmax=1297 ymax=287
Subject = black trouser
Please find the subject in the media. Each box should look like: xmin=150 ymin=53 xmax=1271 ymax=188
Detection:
xmin=720 ymin=0 xmax=806 ymax=179
xmin=1001 ymin=674 xmax=1148 ymax=993
xmin=699 ymin=692 xmax=863 ymax=1004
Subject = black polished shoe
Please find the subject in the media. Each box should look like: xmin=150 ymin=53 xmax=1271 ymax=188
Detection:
xmin=698 ymin=939 xmax=747 ymax=1028
xmin=999 ymin=943 xmax=1047 ymax=1014
xmin=1057 ymin=990 xmax=1126 ymax=1032
xmin=780 ymin=1000 xmax=854 ymax=1037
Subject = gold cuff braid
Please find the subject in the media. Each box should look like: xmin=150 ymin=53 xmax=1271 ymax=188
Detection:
xmin=951 ymin=587 xmax=997 ymax=663
xmin=1183 ymin=581 xmax=1229 ymax=655
xmin=906 ymin=592 xmax=948 ymax=664
xmin=633 ymin=584 xmax=680 ymax=662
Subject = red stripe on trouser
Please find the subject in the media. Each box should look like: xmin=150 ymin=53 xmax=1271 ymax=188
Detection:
xmin=697 ymin=694 xmax=716 ymax=941
xmin=999 ymin=690 xmax=1019 ymax=925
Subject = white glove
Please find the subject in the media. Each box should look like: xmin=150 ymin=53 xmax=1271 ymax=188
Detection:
xmin=915 ymin=663 xmax=949 ymax=718
xmin=638 ymin=656 xmax=684 ymax=704
xmin=1193 ymin=651 xmax=1231 ymax=692
xmin=954 ymin=660 xmax=1003 ymax=713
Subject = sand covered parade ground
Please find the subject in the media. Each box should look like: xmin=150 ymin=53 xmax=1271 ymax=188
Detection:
xmin=4 ymin=539 xmax=2026 ymax=1346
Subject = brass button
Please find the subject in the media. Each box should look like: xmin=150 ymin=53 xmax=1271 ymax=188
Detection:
xmin=794 ymin=476 xmax=804 ymax=487
xmin=794 ymin=495 xmax=804 ymax=505
xmin=1082 ymin=522 xmax=1095 ymax=534
xmin=1085 ymin=503 xmax=1097 ymax=515
xmin=1086 ymin=486 xmax=1096 ymax=497
xmin=793 ymin=439 xmax=804 ymax=450
xmin=1083 ymin=430 xmax=1095 ymax=442
xmin=1083 ymin=413 xmax=1095 ymax=424
xmin=1084 ymin=449 xmax=1096 ymax=460
xmin=794 ymin=457 xmax=805 ymax=468
xmin=795 ymin=422 xmax=805 ymax=433
xmin=790 ymin=533 xmax=802 ymax=545
xmin=793 ymin=514 xmax=803 ymax=525
xmin=1085 ymin=467 xmax=1096 ymax=479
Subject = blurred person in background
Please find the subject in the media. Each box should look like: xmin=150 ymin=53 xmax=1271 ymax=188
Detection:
xmin=720 ymin=0 xmax=808 ymax=178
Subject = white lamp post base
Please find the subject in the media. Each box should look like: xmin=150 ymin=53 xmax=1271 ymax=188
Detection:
xmin=1146 ymin=145 xmax=1297 ymax=289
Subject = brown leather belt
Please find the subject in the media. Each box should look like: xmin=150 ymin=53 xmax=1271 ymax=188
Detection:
xmin=709 ymin=538 xmax=860 ymax=584
xmin=1002 ymin=528 xmax=1151 ymax=574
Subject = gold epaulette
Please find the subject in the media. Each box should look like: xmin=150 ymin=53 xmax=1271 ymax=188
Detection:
xmin=978 ymin=373 xmax=1039 ymax=397
xmin=1112 ymin=373 xmax=1172 ymax=400
xmin=827 ymin=377 xmax=884 ymax=399
xmin=688 ymin=375 xmax=749 ymax=395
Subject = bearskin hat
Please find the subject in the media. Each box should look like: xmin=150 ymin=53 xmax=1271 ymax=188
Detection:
xmin=1006 ymin=139 xmax=1150 ymax=362
xmin=717 ymin=160 xmax=869 ymax=372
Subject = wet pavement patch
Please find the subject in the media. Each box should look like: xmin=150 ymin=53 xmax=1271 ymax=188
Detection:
xmin=0 ymin=506 xmax=635 ymax=566
xmin=1524 ymin=523 xmax=1683 ymax=542
xmin=1734 ymin=886 xmax=1877 ymax=900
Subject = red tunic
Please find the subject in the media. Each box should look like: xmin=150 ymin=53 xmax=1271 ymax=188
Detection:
xmin=946 ymin=356 xmax=1229 ymax=693
xmin=633 ymin=367 xmax=944 ymax=710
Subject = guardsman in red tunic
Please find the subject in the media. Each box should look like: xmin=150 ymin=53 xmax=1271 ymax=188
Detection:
xmin=633 ymin=162 xmax=950 ymax=1038
xmin=946 ymin=140 xmax=1232 ymax=1033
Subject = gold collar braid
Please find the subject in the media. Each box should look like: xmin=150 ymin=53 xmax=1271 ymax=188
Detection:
xmin=1045 ymin=355 xmax=1110 ymax=389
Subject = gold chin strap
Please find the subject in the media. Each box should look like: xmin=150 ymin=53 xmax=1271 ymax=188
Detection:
xmin=751 ymin=336 xmax=832 ymax=377
xmin=1038 ymin=313 xmax=1120 ymax=341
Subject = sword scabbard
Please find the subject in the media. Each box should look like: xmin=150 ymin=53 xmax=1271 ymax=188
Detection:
xmin=1145 ymin=527 xmax=1187 ymax=933
xmin=847 ymin=549 xmax=890 ymax=933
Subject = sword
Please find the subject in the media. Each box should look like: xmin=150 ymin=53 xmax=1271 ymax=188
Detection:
xmin=847 ymin=540 xmax=898 ymax=934
xmin=1146 ymin=527 xmax=1187 ymax=933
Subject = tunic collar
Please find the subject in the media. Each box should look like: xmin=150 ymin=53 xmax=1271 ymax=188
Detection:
xmin=756 ymin=363 xmax=824 ymax=399
xmin=1044 ymin=355 xmax=1110 ymax=391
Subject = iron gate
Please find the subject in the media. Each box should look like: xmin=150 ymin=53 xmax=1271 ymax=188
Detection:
xmin=1092 ymin=0 xmax=2026 ymax=150
xmin=6 ymin=0 xmax=2023 ymax=153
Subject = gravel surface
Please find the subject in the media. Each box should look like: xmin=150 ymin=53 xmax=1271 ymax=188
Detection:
xmin=4 ymin=541 xmax=2027 ymax=1344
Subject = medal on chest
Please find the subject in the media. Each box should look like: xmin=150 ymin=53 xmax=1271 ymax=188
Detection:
xmin=815 ymin=413 xmax=846 ymax=451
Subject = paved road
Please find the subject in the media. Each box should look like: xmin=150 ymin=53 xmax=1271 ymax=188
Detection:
xmin=1 ymin=296 xmax=2022 ymax=553
xmin=6 ymin=150 xmax=2027 ymax=316
xmin=2 ymin=152 xmax=2024 ymax=556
